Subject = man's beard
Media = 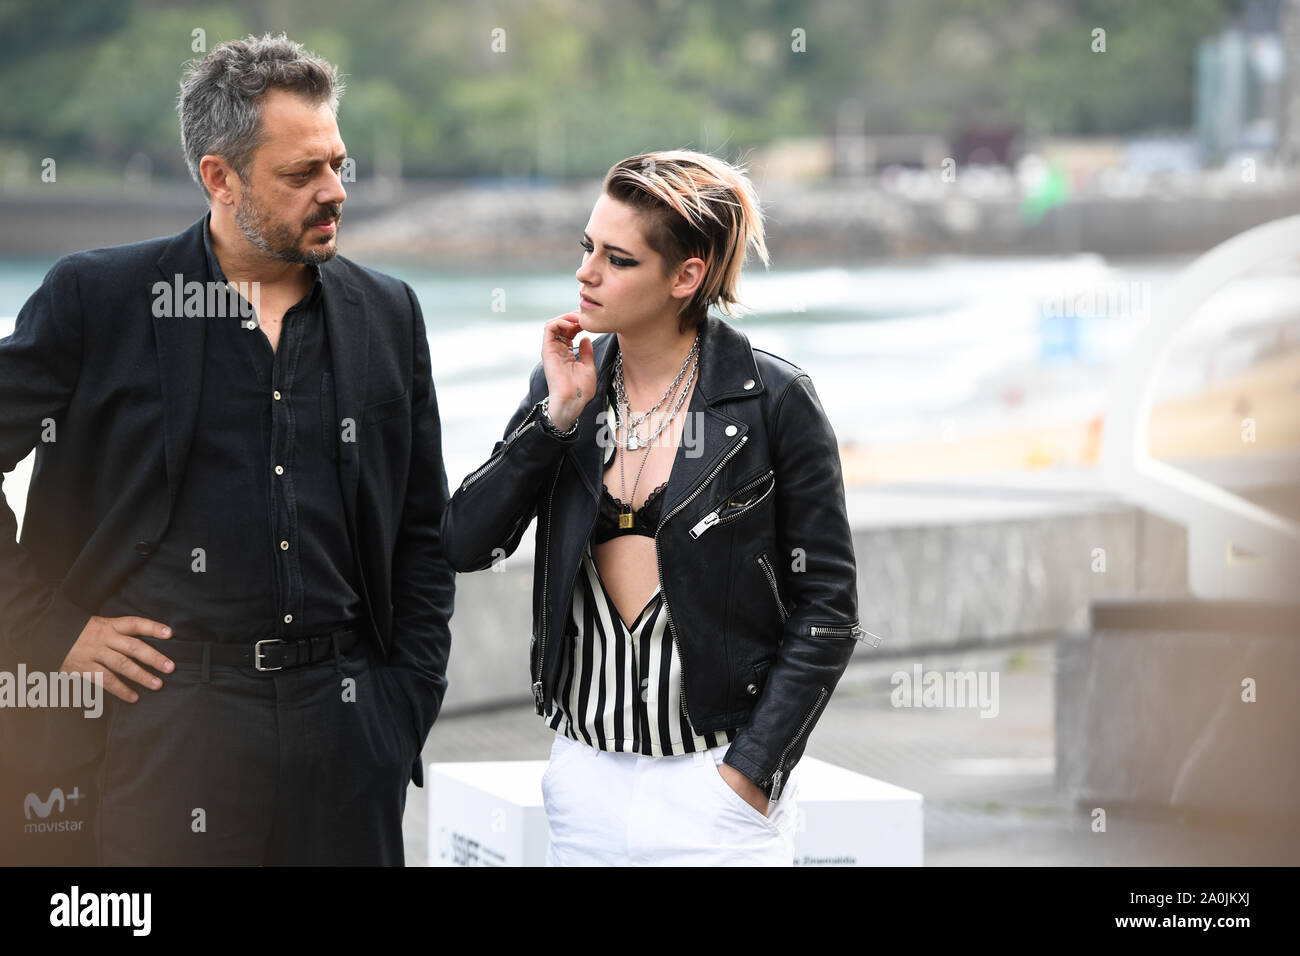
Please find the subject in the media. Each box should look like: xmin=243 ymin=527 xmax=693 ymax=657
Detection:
xmin=234 ymin=187 xmax=341 ymax=265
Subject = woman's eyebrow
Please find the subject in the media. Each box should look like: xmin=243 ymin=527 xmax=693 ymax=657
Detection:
xmin=583 ymin=231 xmax=636 ymax=256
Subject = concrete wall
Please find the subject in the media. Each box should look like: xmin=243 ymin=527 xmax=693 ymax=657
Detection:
xmin=441 ymin=491 xmax=1190 ymax=714
xmin=5 ymin=185 xmax=1298 ymax=262
xmin=1056 ymin=602 xmax=1300 ymax=824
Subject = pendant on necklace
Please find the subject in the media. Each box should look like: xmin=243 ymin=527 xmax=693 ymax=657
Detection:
xmin=619 ymin=511 xmax=634 ymax=529
xmin=626 ymin=434 xmax=639 ymax=450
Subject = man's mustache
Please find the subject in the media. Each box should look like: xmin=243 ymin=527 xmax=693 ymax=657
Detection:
xmin=306 ymin=205 xmax=342 ymax=227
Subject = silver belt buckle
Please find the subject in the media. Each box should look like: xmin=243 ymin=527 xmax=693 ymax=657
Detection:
xmin=254 ymin=638 xmax=285 ymax=672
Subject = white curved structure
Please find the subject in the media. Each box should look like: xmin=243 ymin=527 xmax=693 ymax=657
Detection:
xmin=1101 ymin=216 xmax=1300 ymax=601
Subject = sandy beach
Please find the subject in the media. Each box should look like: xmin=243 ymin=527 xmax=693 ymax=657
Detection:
xmin=841 ymin=348 xmax=1300 ymax=484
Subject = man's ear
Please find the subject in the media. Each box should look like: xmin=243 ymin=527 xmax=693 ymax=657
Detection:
xmin=200 ymin=154 xmax=240 ymax=206
xmin=670 ymin=256 xmax=707 ymax=303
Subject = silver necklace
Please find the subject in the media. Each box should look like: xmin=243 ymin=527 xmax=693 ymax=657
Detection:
xmin=614 ymin=349 xmax=697 ymax=453
xmin=615 ymin=353 xmax=697 ymax=527
xmin=613 ymin=332 xmax=699 ymax=450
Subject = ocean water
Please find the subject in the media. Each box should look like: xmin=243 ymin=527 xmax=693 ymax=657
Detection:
xmin=5 ymin=252 xmax=1294 ymax=492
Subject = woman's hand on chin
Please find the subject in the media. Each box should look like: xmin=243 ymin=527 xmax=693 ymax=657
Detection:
xmin=541 ymin=312 xmax=596 ymax=431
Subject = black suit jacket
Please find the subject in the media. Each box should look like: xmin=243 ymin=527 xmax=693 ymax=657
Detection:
xmin=0 ymin=216 xmax=455 ymax=786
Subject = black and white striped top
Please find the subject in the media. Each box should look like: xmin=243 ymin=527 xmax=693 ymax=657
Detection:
xmin=544 ymin=538 xmax=736 ymax=755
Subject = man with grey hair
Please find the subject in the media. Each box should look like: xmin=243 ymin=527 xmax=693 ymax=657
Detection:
xmin=0 ymin=33 xmax=454 ymax=864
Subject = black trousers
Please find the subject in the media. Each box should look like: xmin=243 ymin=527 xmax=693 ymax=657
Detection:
xmin=93 ymin=635 xmax=418 ymax=866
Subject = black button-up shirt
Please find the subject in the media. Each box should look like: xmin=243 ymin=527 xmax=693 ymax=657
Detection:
xmin=101 ymin=215 xmax=363 ymax=642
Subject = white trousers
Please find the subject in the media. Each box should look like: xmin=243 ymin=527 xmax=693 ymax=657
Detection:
xmin=541 ymin=731 xmax=800 ymax=866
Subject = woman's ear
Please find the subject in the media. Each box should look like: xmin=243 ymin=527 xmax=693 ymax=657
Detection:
xmin=669 ymin=257 xmax=707 ymax=303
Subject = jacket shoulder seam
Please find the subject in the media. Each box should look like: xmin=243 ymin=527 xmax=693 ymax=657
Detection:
xmin=752 ymin=346 xmax=805 ymax=378
xmin=770 ymin=368 xmax=811 ymax=432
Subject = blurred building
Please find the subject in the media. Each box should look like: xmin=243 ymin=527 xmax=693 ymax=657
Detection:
xmin=1196 ymin=0 xmax=1287 ymax=166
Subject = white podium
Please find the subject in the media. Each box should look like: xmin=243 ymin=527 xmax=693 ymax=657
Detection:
xmin=427 ymin=756 xmax=923 ymax=866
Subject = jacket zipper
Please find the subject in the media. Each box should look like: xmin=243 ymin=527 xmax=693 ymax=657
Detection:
xmin=687 ymin=469 xmax=775 ymax=539
xmin=755 ymin=552 xmax=790 ymax=621
xmin=461 ymin=446 xmax=509 ymax=493
xmin=768 ymin=686 xmax=829 ymax=801
xmin=532 ymin=459 xmax=563 ymax=714
xmin=461 ymin=403 xmax=541 ymax=493
xmin=655 ymin=433 xmax=749 ymax=732
xmin=810 ymin=622 xmax=882 ymax=647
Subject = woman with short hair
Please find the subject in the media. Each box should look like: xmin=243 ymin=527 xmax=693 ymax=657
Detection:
xmin=441 ymin=149 xmax=864 ymax=865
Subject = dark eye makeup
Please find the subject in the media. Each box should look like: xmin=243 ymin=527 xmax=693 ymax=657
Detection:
xmin=580 ymin=238 xmax=636 ymax=268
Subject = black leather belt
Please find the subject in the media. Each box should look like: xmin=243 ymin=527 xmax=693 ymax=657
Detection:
xmin=143 ymin=626 xmax=362 ymax=672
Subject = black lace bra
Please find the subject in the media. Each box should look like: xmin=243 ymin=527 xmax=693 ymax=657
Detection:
xmin=595 ymin=479 xmax=668 ymax=543
xmin=593 ymin=396 xmax=674 ymax=542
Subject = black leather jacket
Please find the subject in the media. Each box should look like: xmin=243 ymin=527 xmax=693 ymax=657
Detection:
xmin=440 ymin=313 xmax=871 ymax=799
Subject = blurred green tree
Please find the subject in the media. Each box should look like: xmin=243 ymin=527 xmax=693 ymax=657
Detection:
xmin=0 ymin=0 xmax=1241 ymax=184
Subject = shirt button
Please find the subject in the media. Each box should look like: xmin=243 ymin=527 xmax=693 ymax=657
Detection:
xmin=274 ymin=465 xmax=284 ymax=476
xmin=725 ymin=424 xmax=738 ymax=436
xmin=743 ymin=378 xmax=755 ymax=389
xmin=273 ymin=390 xmax=282 ymax=401
xmin=283 ymin=613 xmax=293 ymax=624
xmin=280 ymin=540 xmax=289 ymax=551
xmin=243 ymin=319 xmax=257 ymax=331
xmin=746 ymin=683 xmax=759 ymax=695
xmin=134 ymin=540 xmax=153 ymax=557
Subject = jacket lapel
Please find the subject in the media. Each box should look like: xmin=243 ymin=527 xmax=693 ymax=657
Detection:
xmin=152 ymin=219 xmax=209 ymax=512
xmin=567 ymin=334 xmax=619 ymax=501
xmin=320 ymin=264 xmax=368 ymax=534
xmin=566 ymin=314 xmax=765 ymax=517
